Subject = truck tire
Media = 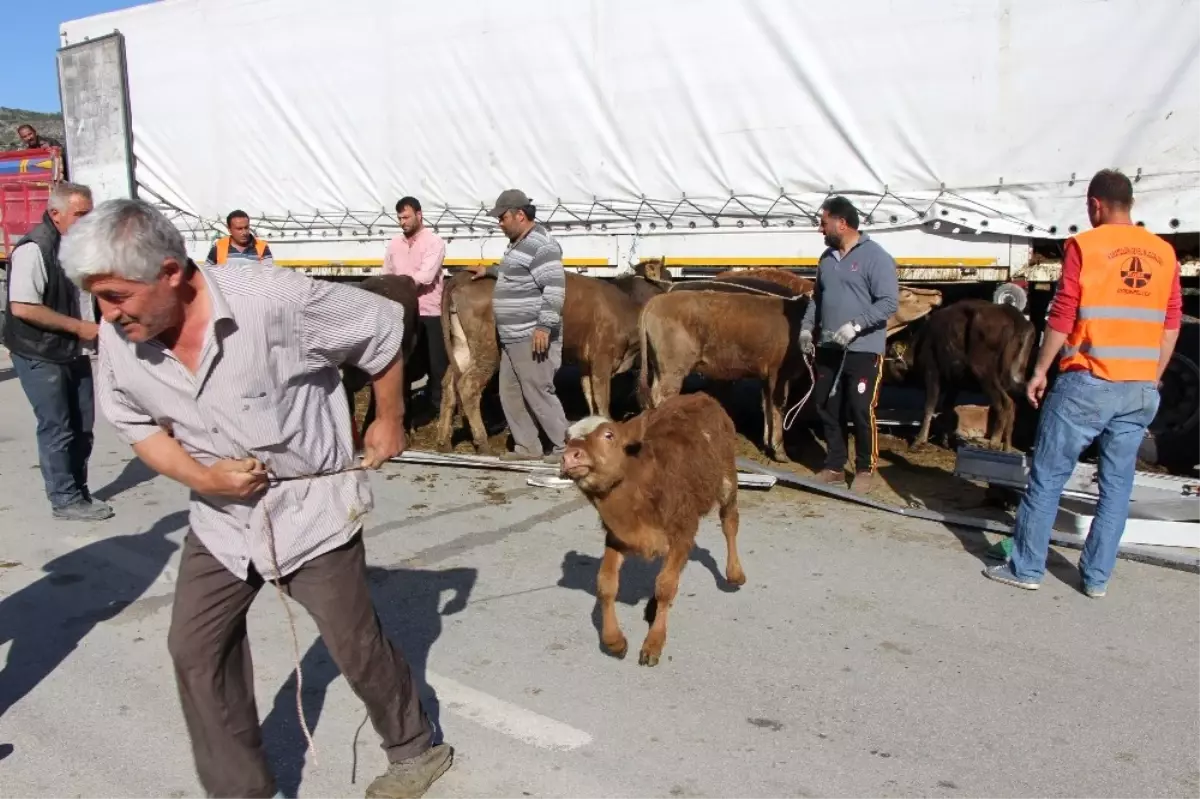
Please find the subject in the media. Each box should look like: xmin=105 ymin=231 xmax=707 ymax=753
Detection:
xmin=992 ymin=282 xmax=1028 ymax=312
xmin=1143 ymin=321 xmax=1200 ymax=471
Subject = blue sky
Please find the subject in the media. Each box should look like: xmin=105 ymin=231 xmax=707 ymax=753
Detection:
xmin=1 ymin=0 xmax=149 ymax=112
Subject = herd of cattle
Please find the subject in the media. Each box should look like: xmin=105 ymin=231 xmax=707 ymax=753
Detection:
xmin=340 ymin=264 xmax=1038 ymax=664
xmin=343 ymin=262 xmax=1038 ymax=459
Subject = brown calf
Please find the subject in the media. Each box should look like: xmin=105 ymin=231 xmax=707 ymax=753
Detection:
xmin=435 ymin=271 xmax=647 ymax=453
xmin=714 ymin=267 xmax=814 ymax=296
xmin=560 ymin=392 xmax=745 ymax=666
xmin=887 ymin=299 xmax=1036 ymax=451
xmin=638 ymin=289 xmax=809 ymax=461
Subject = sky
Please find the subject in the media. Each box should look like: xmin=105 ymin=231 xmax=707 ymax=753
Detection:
xmin=0 ymin=0 xmax=150 ymax=112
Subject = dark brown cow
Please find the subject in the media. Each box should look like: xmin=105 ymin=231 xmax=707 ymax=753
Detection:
xmin=435 ymin=270 xmax=648 ymax=453
xmin=885 ymin=299 xmax=1036 ymax=451
xmin=559 ymin=392 xmax=745 ymax=666
xmin=611 ymin=259 xmax=672 ymax=306
xmin=638 ymin=288 xmax=809 ymax=461
xmin=341 ymin=275 xmax=426 ymax=436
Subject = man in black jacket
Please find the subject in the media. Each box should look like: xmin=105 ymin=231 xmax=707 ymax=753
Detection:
xmin=3 ymin=181 xmax=112 ymax=521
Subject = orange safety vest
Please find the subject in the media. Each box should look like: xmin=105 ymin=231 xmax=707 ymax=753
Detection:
xmin=215 ymin=235 xmax=269 ymax=264
xmin=1059 ymin=224 xmax=1175 ymax=382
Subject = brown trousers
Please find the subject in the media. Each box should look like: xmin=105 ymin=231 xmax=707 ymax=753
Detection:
xmin=167 ymin=530 xmax=432 ymax=798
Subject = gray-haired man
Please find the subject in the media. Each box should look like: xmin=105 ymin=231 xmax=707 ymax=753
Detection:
xmin=60 ymin=198 xmax=452 ymax=799
xmin=470 ymin=189 xmax=569 ymax=461
xmin=3 ymin=182 xmax=112 ymax=521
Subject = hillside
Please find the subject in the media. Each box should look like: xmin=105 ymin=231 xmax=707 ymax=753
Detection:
xmin=0 ymin=108 xmax=65 ymax=150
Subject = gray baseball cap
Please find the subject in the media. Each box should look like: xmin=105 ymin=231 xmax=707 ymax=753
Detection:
xmin=487 ymin=188 xmax=532 ymax=218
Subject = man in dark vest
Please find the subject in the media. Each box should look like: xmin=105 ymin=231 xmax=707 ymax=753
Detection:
xmin=3 ymin=181 xmax=114 ymax=521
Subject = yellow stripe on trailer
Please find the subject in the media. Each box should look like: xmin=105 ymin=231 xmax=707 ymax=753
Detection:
xmin=272 ymin=258 xmax=611 ymax=268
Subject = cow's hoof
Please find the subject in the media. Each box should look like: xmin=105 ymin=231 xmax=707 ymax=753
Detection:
xmin=726 ymin=567 xmax=747 ymax=587
xmin=909 ymin=440 xmax=932 ymax=453
xmin=434 ymin=439 xmax=453 ymax=453
xmin=638 ymin=649 xmax=661 ymax=667
xmin=602 ymin=635 xmax=628 ymax=659
xmin=767 ymin=449 xmax=790 ymax=464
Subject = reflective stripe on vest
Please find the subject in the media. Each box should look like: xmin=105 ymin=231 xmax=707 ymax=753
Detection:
xmin=215 ymin=236 xmax=268 ymax=264
xmin=1059 ymin=224 xmax=1175 ymax=382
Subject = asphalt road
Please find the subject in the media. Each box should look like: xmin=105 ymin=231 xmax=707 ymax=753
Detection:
xmin=0 ymin=354 xmax=1197 ymax=798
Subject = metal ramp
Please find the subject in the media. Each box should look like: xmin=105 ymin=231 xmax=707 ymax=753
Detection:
xmin=953 ymin=445 xmax=1199 ymax=550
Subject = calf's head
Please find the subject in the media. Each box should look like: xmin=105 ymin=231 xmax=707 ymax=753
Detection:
xmin=560 ymin=416 xmax=644 ymax=495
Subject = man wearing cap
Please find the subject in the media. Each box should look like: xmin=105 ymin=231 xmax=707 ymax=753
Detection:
xmin=470 ymin=190 xmax=568 ymax=461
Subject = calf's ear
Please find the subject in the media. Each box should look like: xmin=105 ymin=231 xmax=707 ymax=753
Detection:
xmin=623 ymin=440 xmax=643 ymax=457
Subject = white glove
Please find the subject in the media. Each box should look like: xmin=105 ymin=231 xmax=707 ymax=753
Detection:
xmin=831 ymin=321 xmax=857 ymax=347
xmin=799 ymin=329 xmax=815 ymax=356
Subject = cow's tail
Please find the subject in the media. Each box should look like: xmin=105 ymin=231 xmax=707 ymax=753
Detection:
xmin=637 ymin=304 xmax=657 ymax=408
xmin=440 ymin=279 xmax=464 ymax=412
xmin=1010 ymin=318 xmax=1037 ymax=390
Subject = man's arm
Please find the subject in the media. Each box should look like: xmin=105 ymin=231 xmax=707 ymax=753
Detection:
xmin=855 ymin=249 xmax=900 ymax=332
xmin=412 ymin=236 xmax=446 ymax=288
xmin=529 ymin=242 xmax=566 ymax=334
xmin=801 ymin=272 xmax=820 ymax=333
xmin=7 ymin=243 xmax=96 ymax=339
xmin=1156 ymin=261 xmax=1185 ymax=382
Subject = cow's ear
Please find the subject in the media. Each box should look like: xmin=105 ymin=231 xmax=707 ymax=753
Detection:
xmin=623 ymin=440 xmax=643 ymax=457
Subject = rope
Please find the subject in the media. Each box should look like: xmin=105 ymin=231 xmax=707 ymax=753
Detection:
xmin=781 ymin=347 xmax=849 ymax=431
xmin=260 ymin=463 xmax=367 ymax=766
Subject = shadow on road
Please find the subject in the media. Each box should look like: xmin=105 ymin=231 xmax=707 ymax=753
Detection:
xmin=556 ymin=546 xmax=737 ymax=655
xmin=93 ymin=457 xmax=158 ymax=502
xmin=262 ymin=564 xmax=476 ymax=798
xmin=0 ymin=511 xmax=185 ymax=722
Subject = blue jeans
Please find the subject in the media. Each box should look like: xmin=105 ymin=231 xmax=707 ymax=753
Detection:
xmin=1009 ymin=369 xmax=1160 ymax=588
xmin=12 ymin=353 xmax=96 ymax=509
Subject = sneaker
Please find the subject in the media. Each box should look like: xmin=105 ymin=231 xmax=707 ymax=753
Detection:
xmin=52 ymin=499 xmax=114 ymax=522
xmin=1083 ymin=583 xmax=1107 ymax=599
xmin=365 ymin=743 xmax=453 ymax=799
xmin=850 ymin=470 xmax=876 ymax=494
xmin=815 ymin=468 xmax=845 ymax=487
xmin=982 ymin=563 xmax=1040 ymax=590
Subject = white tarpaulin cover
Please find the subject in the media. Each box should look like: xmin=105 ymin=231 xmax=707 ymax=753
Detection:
xmin=61 ymin=0 xmax=1200 ymax=238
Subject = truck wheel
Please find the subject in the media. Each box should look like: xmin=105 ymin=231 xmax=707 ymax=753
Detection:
xmin=992 ymin=282 xmax=1028 ymax=312
xmin=1144 ymin=324 xmax=1200 ymax=471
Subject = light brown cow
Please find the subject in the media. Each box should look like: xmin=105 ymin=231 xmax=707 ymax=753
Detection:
xmin=638 ymin=289 xmax=809 ymax=461
xmin=560 ymin=392 xmax=745 ymax=666
xmin=435 ymin=270 xmax=649 ymax=453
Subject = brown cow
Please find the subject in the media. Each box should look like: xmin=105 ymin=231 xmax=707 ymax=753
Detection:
xmin=714 ymin=267 xmax=814 ymax=296
xmin=559 ymin=392 xmax=745 ymax=666
xmin=638 ymin=288 xmax=809 ymax=461
xmin=341 ymin=274 xmax=425 ymax=435
xmin=435 ymin=270 xmax=647 ymax=453
xmin=886 ymin=299 xmax=1036 ymax=451
xmin=611 ymin=259 xmax=672 ymax=306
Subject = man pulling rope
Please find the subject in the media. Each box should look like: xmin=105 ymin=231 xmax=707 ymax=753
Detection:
xmin=61 ymin=199 xmax=452 ymax=799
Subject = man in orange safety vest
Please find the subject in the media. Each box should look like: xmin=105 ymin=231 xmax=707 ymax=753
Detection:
xmin=205 ymin=209 xmax=271 ymax=265
xmin=984 ymin=168 xmax=1183 ymax=598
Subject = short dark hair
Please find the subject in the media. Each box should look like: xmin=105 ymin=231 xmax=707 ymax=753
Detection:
xmin=820 ymin=196 xmax=860 ymax=230
xmin=1086 ymin=169 xmax=1133 ymax=209
xmin=226 ymin=209 xmax=250 ymax=228
xmin=396 ymin=196 xmax=422 ymax=215
xmin=17 ymin=124 xmax=34 ymax=134
xmin=518 ymin=204 xmax=537 ymax=221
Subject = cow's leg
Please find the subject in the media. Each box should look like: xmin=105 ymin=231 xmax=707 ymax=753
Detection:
xmin=651 ymin=369 xmax=684 ymax=408
xmin=718 ymin=473 xmax=746 ymax=586
xmin=640 ymin=542 xmax=689 ymax=667
xmin=913 ymin=370 xmax=940 ymax=450
xmin=765 ymin=373 xmax=790 ymax=462
xmin=983 ymin=379 xmax=1015 ymax=451
xmin=434 ymin=369 xmax=459 ymax=452
xmin=591 ymin=357 xmax=613 ymax=419
xmin=460 ymin=364 xmax=495 ymax=454
xmin=596 ymin=540 xmax=627 ymax=659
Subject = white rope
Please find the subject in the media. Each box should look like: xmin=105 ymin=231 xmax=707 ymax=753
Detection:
xmin=781 ymin=347 xmax=849 ymax=431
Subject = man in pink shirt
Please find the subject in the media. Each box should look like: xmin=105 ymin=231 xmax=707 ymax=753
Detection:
xmin=383 ymin=196 xmax=448 ymax=424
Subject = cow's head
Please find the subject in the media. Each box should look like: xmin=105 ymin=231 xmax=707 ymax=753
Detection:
xmin=635 ymin=258 xmax=671 ymax=284
xmin=883 ymin=337 xmax=915 ymax=384
xmin=560 ymin=415 xmax=645 ymax=495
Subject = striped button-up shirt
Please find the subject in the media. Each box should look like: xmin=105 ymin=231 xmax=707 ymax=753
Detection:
xmin=96 ymin=261 xmax=405 ymax=581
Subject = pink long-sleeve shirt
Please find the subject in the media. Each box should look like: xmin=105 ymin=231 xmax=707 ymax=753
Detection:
xmin=382 ymin=226 xmax=446 ymax=317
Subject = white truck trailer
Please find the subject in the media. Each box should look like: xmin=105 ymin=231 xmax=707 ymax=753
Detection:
xmin=55 ymin=0 xmax=1200 ymax=464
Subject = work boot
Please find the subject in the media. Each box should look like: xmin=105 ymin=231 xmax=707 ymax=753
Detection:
xmin=814 ymin=468 xmax=845 ymax=487
xmin=52 ymin=499 xmax=114 ymax=522
xmin=850 ymin=471 xmax=876 ymax=494
xmin=365 ymin=743 xmax=454 ymax=799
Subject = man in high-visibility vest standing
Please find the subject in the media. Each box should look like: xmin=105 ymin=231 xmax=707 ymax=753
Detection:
xmin=984 ymin=169 xmax=1183 ymax=598
xmin=205 ymin=209 xmax=272 ymax=265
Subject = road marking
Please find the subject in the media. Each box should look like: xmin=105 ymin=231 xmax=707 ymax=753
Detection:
xmin=426 ymin=670 xmax=592 ymax=751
